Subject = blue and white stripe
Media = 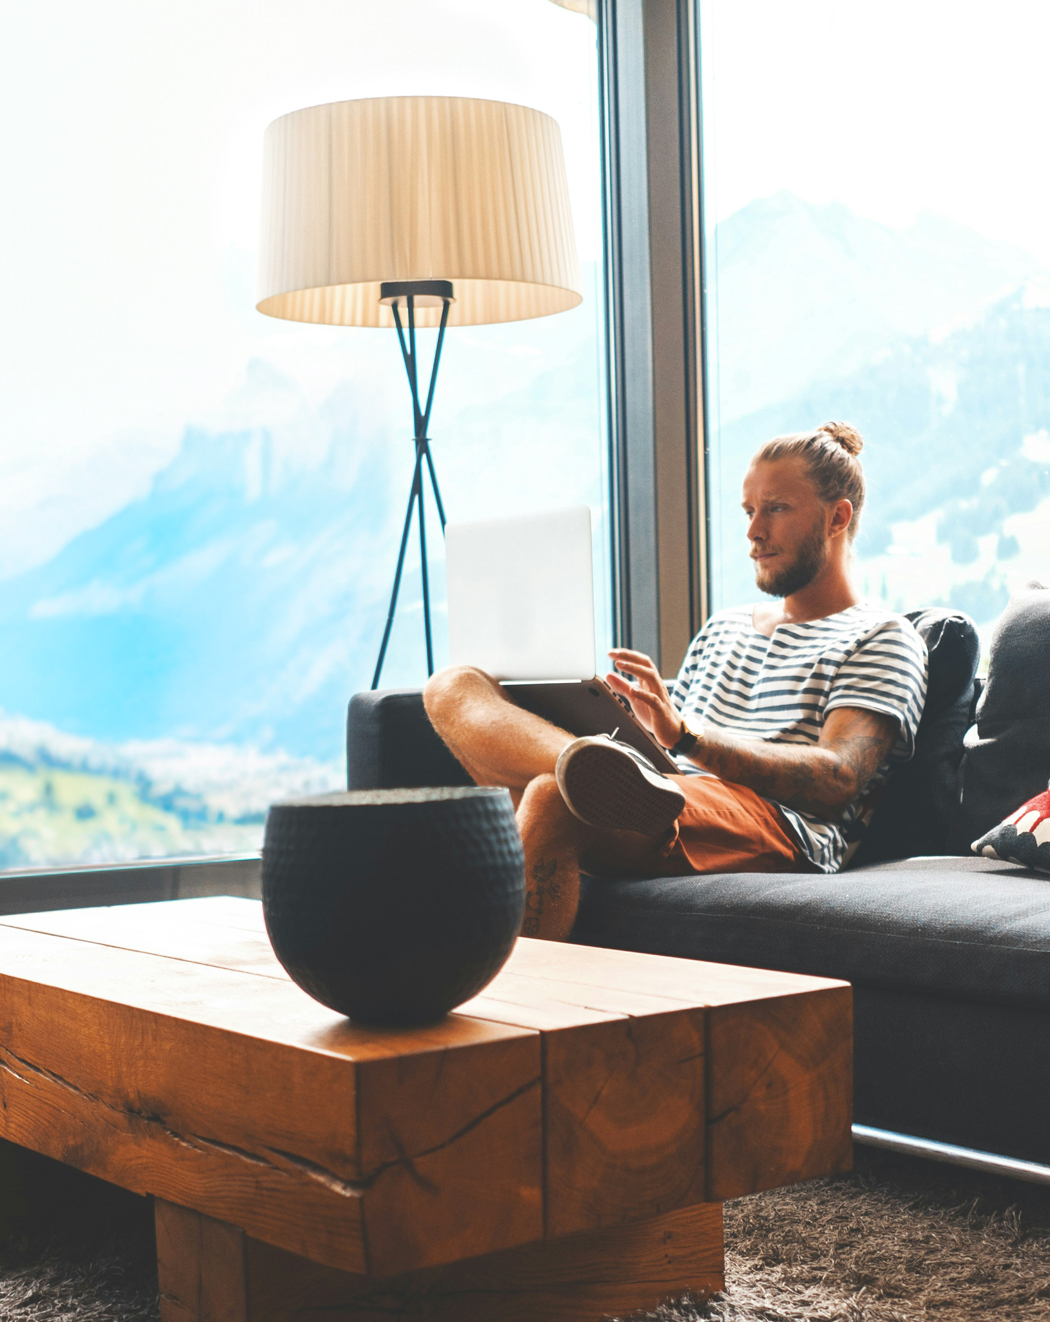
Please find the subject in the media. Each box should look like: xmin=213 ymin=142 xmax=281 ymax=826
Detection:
xmin=670 ymin=604 xmax=928 ymax=873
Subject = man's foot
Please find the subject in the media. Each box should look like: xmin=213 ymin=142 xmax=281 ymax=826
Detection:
xmin=555 ymin=735 xmax=686 ymax=836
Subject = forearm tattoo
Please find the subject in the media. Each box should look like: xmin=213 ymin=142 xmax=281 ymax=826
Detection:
xmin=689 ymin=709 xmax=898 ymax=818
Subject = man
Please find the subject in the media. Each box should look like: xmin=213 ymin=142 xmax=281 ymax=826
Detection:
xmin=424 ymin=421 xmax=927 ymax=940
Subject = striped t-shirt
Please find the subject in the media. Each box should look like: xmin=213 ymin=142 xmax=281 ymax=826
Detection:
xmin=668 ymin=604 xmax=928 ymax=873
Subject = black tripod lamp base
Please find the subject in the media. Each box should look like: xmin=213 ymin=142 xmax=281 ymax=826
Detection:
xmin=371 ymin=284 xmax=454 ymax=691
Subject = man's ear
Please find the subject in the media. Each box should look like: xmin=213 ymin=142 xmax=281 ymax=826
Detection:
xmin=829 ymin=499 xmax=854 ymax=538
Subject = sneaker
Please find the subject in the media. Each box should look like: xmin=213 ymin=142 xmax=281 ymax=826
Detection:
xmin=555 ymin=734 xmax=686 ymax=836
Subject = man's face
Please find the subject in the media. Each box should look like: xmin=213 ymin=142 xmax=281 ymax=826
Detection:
xmin=741 ymin=457 xmax=831 ymax=598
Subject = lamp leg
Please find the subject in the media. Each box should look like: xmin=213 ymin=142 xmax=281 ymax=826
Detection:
xmin=423 ymin=446 xmax=447 ymax=531
xmin=371 ymin=447 xmax=425 ymax=691
xmin=417 ymin=462 xmax=434 ymax=676
xmin=371 ymin=294 xmax=451 ymax=690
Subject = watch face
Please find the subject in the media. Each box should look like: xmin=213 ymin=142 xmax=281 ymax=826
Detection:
xmin=674 ymin=720 xmax=702 ymax=756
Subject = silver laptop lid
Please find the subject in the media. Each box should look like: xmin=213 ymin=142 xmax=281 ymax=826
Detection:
xmin=446 ymin=506 xmax=595 ymax=681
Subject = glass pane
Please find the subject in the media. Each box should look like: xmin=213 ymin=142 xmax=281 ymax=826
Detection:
xmin=701 ymin=0 xmax=1050 ymax=648
xmin=0 ymin=0 xmax=608 ymax=869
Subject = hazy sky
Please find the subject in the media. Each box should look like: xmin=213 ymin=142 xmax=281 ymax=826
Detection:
xmin=0 ymin=0 xmax=601 ymax=575
xmin=704 ymin=0 xmax=1050 ymax=258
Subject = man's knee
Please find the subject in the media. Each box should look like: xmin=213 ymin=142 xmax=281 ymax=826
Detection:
xmin=423 ymin=665 xmax=498 ymax=728
xmin=519 ymin=772 xmax=572 ymax=822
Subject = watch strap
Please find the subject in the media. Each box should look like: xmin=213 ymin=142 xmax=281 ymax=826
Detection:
xmin=670 ymin=720 xmax=700 ymax=757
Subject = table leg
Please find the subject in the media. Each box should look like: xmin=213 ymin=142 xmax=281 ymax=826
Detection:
xmin=156 ymin=1199 xmax=724 ymax=1322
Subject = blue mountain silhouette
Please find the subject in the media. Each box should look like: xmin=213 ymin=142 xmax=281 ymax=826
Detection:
xmin=0 ymin=338 xmax=601 ymax=763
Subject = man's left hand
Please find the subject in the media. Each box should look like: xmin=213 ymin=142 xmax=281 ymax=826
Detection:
xmin=606 ymin=649 xmax=683 ymax=749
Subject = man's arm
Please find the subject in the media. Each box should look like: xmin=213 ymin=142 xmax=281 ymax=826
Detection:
xmin=683 ymin=706 xmax=898 ymax=816
xmin=606 ymin=647 xmax=898 ymax=817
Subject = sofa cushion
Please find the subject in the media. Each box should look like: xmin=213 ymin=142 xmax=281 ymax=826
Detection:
xmin=347 ymin=689 xmax=472 ymax=790
xmin=909 ymin=607 xmax=980 ymax=715
xmin=959 ymin=586 xmax=1050 ymax=842
xmin=847 ymin=608 xmax=978 ymax=866
xmin=857 ymin=854 xmax=1031 ymax=874
xmin=572 ymin=859 xmax=1050 ymax=1008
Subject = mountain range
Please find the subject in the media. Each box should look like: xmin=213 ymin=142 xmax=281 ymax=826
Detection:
xmin=709 ymin=191 xmax=1045 ymax=423
xmin=0 ymin=326 xmax=603 ymax=766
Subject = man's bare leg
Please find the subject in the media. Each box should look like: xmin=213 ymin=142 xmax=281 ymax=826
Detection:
xmin=425 ymin=667 xmax=671 ymax=941
xmin=423 ymin=666 xmax=574 ymax=797
xmin=516 ymin=774 xmax=582 ymax=940
xmin=515 ymin=775 xmax=676 ymax=940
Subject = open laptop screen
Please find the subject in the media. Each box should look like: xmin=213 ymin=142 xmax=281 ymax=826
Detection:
xmin=446 ymin=506 xmax=596 ymax=681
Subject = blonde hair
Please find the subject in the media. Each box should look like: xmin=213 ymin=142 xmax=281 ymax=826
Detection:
xmin=755 ymin=421 xmax=865 ymax=540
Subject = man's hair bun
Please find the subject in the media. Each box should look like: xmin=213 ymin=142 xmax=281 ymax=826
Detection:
xmin=756 ymin=419 xmax=867 ymax=539
xmin=818 ymin=421 xmax=864 ymax=456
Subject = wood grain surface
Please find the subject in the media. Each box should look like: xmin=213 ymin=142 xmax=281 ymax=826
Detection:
xmin=543 ymin=1008 xmax=707 ymax=1236
xmin=157 ymin=1198 xmax=725 ymax=1322
xmin=0 ymin=919 xmax=543 ymax=1275
xmin=466 ymin=931 xmax=852 ymax=1211
xmin=706 ymin=985 xmax=853 ymax=1201
xmin=158 ymin=1198 xmax=247 ymax=1322
xmin=0 ymin=897 xmax=851 ymax=1285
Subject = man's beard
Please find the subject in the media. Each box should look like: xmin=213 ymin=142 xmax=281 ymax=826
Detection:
xmin=753 ymin=521 xmax=828 ymax=597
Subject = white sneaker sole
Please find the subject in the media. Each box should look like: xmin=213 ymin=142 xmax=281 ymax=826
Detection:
xmin=556 ymin=739 xmax=685 ymax=836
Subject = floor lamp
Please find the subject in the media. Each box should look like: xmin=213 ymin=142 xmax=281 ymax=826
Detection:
xmin=255 ymin=96 xmax=582 ymax=688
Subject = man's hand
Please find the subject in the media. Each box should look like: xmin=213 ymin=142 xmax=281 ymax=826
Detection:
xmin=605 ymin=649 xmax=683 ymax=749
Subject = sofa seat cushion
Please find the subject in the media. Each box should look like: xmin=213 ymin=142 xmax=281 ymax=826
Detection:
xmin=572 ymin=857 xmax=1050 ymax=1008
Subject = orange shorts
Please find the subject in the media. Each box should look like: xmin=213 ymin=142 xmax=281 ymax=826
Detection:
xmin=643 ymin=774 xmax=810 ymax=877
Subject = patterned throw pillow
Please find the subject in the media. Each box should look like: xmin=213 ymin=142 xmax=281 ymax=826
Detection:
xmin=971 ymin=783 xmax=1050 ymax=873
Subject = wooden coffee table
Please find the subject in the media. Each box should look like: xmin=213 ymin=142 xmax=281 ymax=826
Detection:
xmin=0 ymin=898 xmax=850 ymax=1321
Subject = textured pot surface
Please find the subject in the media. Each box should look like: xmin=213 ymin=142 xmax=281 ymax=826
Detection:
xmin=262 ymin=787 xmax=525 ymax=1025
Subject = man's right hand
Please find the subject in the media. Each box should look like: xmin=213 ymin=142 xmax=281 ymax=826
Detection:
xmin=605 ymin=649 xmax=683 ymax=749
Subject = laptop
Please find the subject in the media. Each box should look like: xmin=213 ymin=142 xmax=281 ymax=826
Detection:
xmin=445 ymin=506 xmax=678 ymax=773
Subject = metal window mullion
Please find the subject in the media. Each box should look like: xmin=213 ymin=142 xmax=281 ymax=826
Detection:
xmin=598 ymin=0 xmax=707 ymax=673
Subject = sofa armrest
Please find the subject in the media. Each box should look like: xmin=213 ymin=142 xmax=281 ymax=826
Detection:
xmin=346 ymin=689 xmax=473 ymax=790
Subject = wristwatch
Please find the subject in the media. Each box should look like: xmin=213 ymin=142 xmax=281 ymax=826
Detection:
xmin=670 ymin=717 xmax=704 ymax=757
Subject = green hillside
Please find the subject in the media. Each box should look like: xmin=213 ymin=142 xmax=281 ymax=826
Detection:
xmin=0 ymin=764 xmax=260 ymax=870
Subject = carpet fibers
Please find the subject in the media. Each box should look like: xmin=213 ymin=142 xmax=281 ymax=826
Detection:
xmin=622 ymin=1147 xmax=1050 ymax=1322
xmin=5 ymin=1146 xmax=1050 ymax=1318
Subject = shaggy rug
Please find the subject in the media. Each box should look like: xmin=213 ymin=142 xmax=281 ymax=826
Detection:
xmin=0 ymin=1144 xmax=156 ymax=1321
xmin=4 ymin=1144 xmax=1050 ymax=1319
xmin=622 ymin=1147 xmax=1050 ymax=1322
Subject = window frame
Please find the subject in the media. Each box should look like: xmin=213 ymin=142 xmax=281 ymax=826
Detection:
xmin=598 ymin=0 xmax=709 ymax=675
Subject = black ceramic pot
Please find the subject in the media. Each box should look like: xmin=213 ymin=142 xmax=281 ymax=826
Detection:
xmin=262 ymin=787 xmax=526 ymax=1026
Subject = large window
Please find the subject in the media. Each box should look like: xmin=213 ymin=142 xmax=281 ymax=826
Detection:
xmin=701 ymin=1 xmax=1050 ymax=648
xmin=0 ymin=0 xmax=607 ymax=868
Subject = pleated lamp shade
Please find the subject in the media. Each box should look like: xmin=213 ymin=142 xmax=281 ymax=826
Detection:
xmin=257 ymin=96 xmax=583 ymax=329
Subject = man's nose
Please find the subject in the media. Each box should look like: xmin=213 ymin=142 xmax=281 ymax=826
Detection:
xmin=747 ymin=514 xmax=766 ymax=542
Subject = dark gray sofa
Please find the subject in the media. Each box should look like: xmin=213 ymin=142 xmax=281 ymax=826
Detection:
xmin=346 ymin=592 xmax=1050 ymax=1174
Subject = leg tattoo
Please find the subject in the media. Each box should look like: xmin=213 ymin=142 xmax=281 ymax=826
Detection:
xmin=522 ymin=857 xmax=562 ymax=937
